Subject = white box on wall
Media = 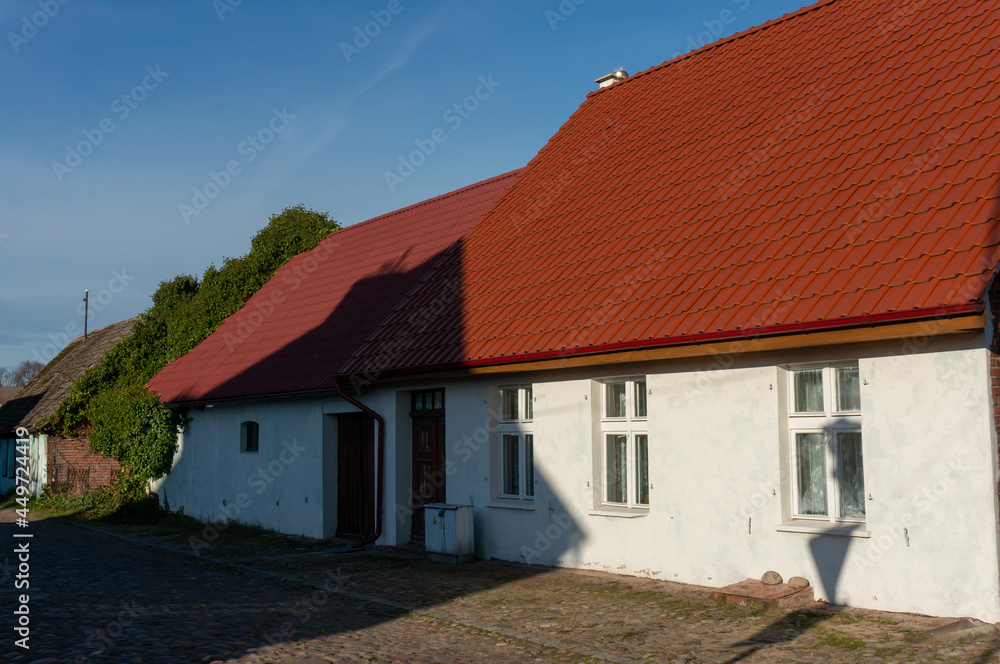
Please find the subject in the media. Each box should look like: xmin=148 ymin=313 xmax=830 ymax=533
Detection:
xmin=424 ymin=503 xmax=474 ymax=563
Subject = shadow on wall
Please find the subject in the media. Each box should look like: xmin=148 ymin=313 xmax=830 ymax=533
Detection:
xmin=724 ymin=413 xmax=861 ymax=662
xmin=142 ymin=236 xmax=585 ymax=657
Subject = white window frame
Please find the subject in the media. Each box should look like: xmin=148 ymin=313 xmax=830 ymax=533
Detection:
xmin=495 ymin=385 xmax=534 ymax=502
xmin=786 ymin=363 xmax=865 ymax=525
xmin=599 ymin=377 xmax=648 ymax=509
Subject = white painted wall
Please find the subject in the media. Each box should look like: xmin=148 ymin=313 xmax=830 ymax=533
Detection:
xmin=443 ymin=338 xmax=1000 ymax=621
xmin=157 ymin=334 xmax=1000 ymax=620
xmin=153 ymin=399 xmax=328 ymax=538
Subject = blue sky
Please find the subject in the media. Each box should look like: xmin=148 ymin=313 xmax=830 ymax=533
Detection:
xmin=0 ymin=0 xmax=809 ymax=370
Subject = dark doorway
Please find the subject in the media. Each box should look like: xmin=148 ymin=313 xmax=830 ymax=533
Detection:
xmin=337 ymin=412 xmax=376 ymax=539
xmin=410 ymin=389 xmax=445 ymax=542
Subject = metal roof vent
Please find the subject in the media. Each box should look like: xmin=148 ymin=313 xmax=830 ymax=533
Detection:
xmin=595 ymin=69 xmax=628 ymax=88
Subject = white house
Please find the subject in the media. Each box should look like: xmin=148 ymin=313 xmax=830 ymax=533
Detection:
xmin=149 ymin=0 xmax=1000 ymax=620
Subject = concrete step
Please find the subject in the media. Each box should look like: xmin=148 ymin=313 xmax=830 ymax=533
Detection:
xmin=711 ymin=578 xmax=815 ymax=610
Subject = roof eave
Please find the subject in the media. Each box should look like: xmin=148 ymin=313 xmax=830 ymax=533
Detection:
xmin=160 ymin=303 xmax=984 ymax=406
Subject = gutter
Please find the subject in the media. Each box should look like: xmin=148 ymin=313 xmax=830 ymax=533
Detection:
xmin=334 ymin=377 xmax=385 ymax=549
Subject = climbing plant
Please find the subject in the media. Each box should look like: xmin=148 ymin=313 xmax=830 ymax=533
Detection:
xmin=47 ymin=205 xmax=338 ymax=499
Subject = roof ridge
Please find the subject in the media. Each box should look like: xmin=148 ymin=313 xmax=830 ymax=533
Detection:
xmin=589 ymin=0 xmax=843 ymax=97
xmin=332 ymin=169 xmax=523 ymax=238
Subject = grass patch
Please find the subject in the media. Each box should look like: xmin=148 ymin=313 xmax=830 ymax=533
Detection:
xmin=784 ymin=611 xmax=827 ymax=630
xmin=817 ymin=631 xmax=866 ymax=650
xmin=832 ymin=612 xmax=860 ymax=625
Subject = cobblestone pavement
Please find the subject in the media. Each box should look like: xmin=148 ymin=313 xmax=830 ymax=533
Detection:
xmin=3 ymin=509 xmax=1000 ymax=663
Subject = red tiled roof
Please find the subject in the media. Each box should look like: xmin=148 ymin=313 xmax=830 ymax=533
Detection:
xmin=148 ymin=171 xmax=521 ymax=403
xmin=347 ymin=0 xmax=1000 ymax=374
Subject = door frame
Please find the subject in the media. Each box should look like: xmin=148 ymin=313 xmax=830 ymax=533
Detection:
xmin=409 ymin=388 xmax=445 ymax=542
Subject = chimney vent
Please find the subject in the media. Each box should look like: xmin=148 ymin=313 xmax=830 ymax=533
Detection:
xmin=595 ymin=69 xmax=628 ymax=88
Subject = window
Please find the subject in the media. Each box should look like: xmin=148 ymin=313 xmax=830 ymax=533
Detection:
xmin=412 ymin=389 xmax=444 ymax=413
xmin=787 ymin=363 xmax=864 ymax=522
xmin=600 ymin=377 xmax=648 ymax=508
xmin=240 ymin=421 xmax=259 ymax=453
xmin=496 ymin=385 xmax=534 ymax=500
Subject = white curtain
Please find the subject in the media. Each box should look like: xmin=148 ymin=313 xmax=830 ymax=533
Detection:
xmin=836 ymin=367 xmax=861 ymax=411
xmin=838 ymin=432 xmax=865 ymax=518
xmin=606 ymin=434 xmax=627 ymax=503
xmin=793 ymin=370 xmax=824 ymax=412
xmin=796 ymin=432 xmax=828 ymax=515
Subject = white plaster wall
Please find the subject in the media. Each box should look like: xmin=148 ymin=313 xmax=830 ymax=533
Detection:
xmin=443 ymin=343 xmax=1000 ymax=621
xmin=152 ymin=339 xmax=1000 ymax=620
xmin=154 ymin=399 xmax=327 ymax=538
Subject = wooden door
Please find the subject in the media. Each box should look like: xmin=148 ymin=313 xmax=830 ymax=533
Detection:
xmin=337 ymin=412 xmax=375 ymax=538
xmin=410 ymin=389 xmax=445 ymax=541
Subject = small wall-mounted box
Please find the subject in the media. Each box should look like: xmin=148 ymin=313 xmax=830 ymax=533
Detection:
xmin=424 ymin=503 xmax=474 ymax=564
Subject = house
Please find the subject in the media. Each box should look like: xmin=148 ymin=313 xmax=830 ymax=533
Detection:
xmin=149 ymin=0 xmax=1000 ymax=621
xmin=0 ymin=387 xmax=20 ymax=406
xmin=0 ymin=318 xmax=135 ymax=496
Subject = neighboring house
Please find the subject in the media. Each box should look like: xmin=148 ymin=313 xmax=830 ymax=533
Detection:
xmin=0 ymin=319 xmax=135 ymax=496
xmin=149 ymin=0 xmax=1000 ymax=621
xmin=0 ymin=387 xmax=20 ymax=406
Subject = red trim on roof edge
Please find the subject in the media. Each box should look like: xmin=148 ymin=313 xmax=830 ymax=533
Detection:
xmin=162 ymin=303 xmax=983 ymax=406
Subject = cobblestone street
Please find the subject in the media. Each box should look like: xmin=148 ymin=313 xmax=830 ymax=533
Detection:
xmin=3 ymin=509 xmax=1000 ymax=663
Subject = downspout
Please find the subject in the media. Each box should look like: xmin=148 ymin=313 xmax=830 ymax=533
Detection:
xmin=334 ymin=377 xmax=385 ymax=549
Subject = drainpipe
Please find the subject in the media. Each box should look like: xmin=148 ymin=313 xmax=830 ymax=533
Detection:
xmin=334 ymin=377 xmax=385 ymax=549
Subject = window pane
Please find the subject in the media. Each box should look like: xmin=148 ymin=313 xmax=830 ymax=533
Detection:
xmin=501 ymin=388 xmax=519 ymax=420
xmin=241 ymin=421 xmax=259 ymax=453
xmin=524 ymin=434 xmax=534 ymax=497
xmin=606 ymin=382 xmax=626 ymax=418
xmin=836 ymin=366 xmax=861 ymax=412
xmin=838 ymin=432 xmax=865 ymax=518
xmin=433 ymin=390 xmax=444 ymax=410
xmin=605 ymin=434 xmax=627 ymax=503
xmin=634 ymin=380 xmax=647 ymax=418
xmin=636 ymin=434 xmax=649 ymax=505
xmin=524 ymin=386 xmax=533 ymax=420
xmin=796 ymin=432 xmax=828 ymax=516
xmin=502 ymin=434 xmax=519 ymax=495
xmin=793 ymin=369 xmax=824 ymax=413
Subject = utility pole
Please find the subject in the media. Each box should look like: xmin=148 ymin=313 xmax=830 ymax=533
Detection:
xmin=83 ymin=290 xmax=89 ymax=339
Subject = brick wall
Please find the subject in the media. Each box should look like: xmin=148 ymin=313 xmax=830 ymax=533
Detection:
xmin=46 ymin=437 xmax=120 ymax=495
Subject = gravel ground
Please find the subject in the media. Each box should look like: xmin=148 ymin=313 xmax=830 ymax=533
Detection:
xmin=3 ymin=508 xmax=999 ymax=663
